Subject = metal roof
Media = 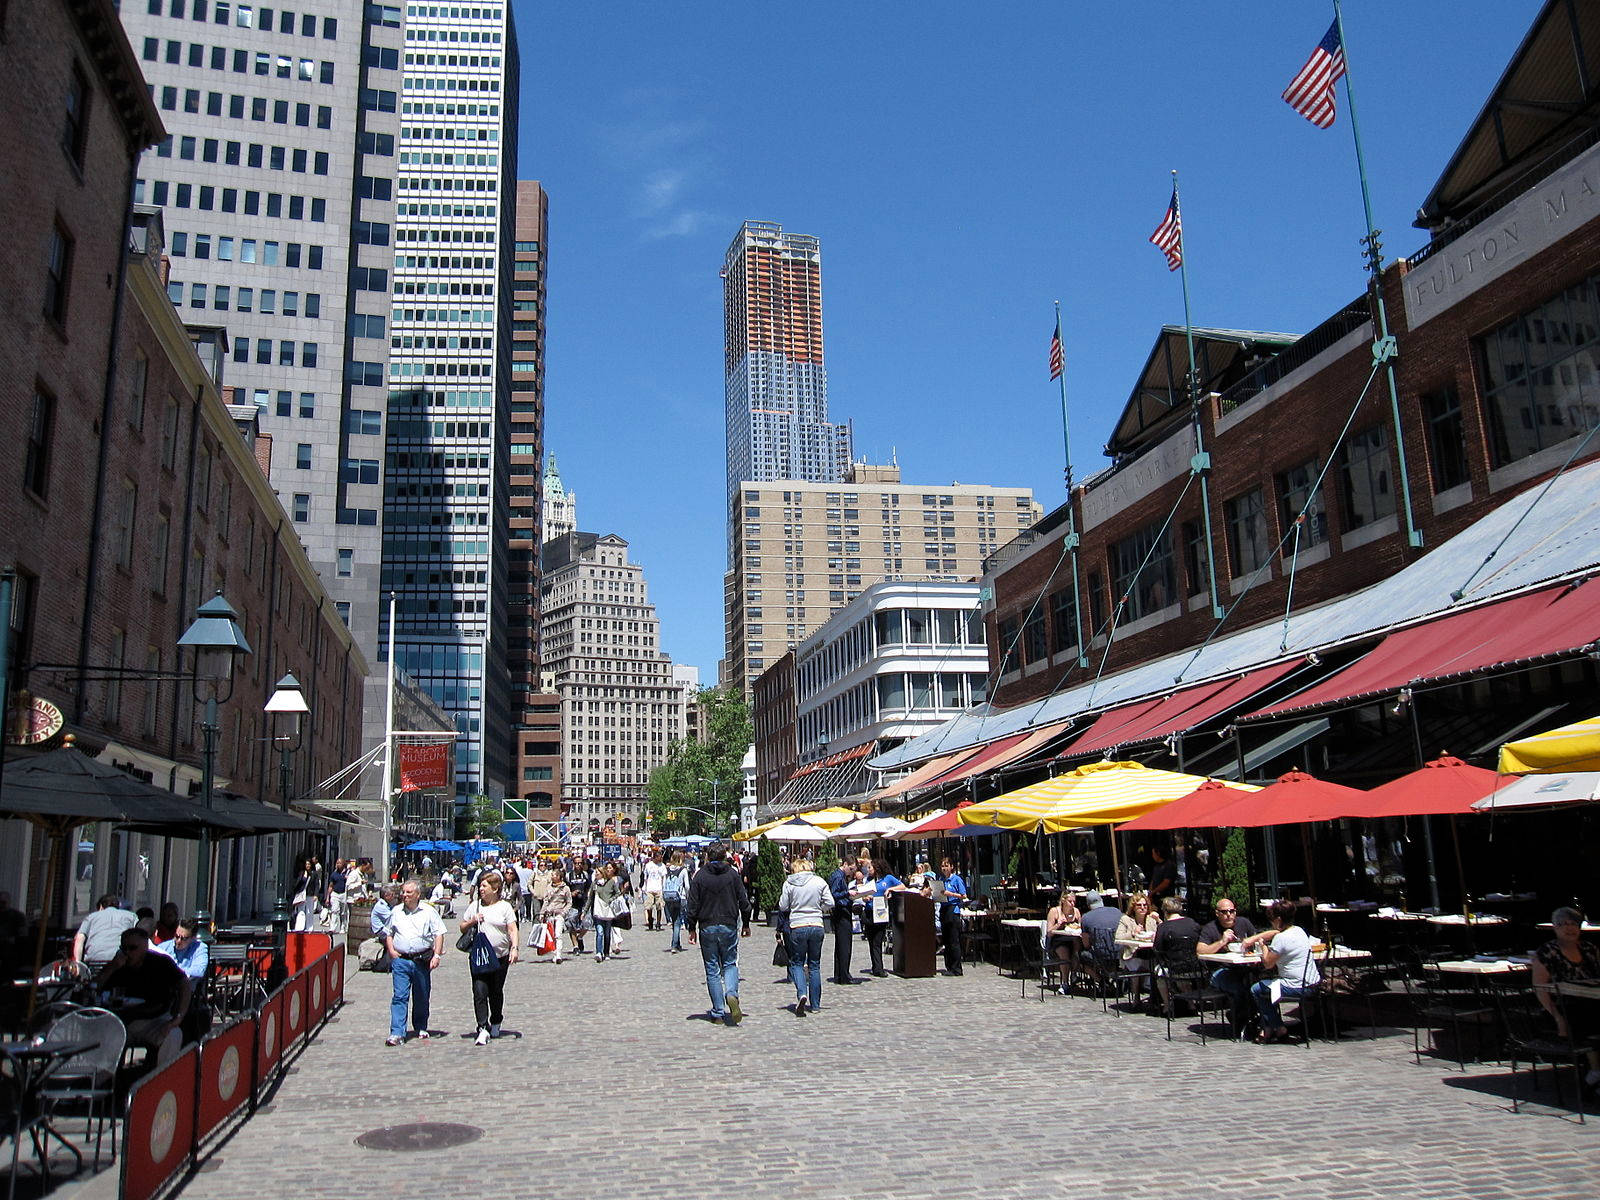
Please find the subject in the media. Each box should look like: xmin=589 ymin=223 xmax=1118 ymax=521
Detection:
xmin=870 ymin=458 xmax=1600 ymax=771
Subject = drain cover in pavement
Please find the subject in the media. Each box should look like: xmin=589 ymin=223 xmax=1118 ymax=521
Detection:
xmin=355 ymin=1123 xmax=484 ymax=1152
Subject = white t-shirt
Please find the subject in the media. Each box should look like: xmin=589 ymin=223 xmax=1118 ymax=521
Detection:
xmin=466 ymin=899 xmax=517 ymax=958
xmin=643 ymin=861 xmax=668 ymax=894
xmin=1270 ymin=925 xmax=1320 ymax=986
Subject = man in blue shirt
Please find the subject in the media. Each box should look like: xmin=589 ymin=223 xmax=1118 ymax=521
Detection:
xmin=827 ymin=860 xmax=859 ymax=984
xmin=937 ymin=857 xmax=969 ymax=976
xmin=151 ymin=918 xmax=209 ymax=979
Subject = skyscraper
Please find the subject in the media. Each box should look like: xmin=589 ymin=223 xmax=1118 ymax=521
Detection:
xmin=542 ymin=453 xmax=576 ymax=543
xmin=383 ymin=2 xmax=520 ymax=800
xmin=721 ymin=221 xmax=852 ymax=502
xmin=117 ymin=0 xmax=405 ymax=659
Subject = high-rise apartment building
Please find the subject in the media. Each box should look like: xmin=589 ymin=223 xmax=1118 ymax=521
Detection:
xmin=118 ymin=0 xmax=404 ymax=659
xmin=542 ymin=453 xmax=576 ymax=543
xmin=382 ymin=2 xmax=520 ymax=800
xmin=721 ymin=220 xmax=852 ymax=501
xmin=540 ymin=533 xmax=688 ymax=834
xmin=725 ymin=464 xmax=1041 ymax=696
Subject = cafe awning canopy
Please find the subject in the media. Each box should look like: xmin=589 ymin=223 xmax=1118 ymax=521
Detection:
xmin=1360 ymin=756 xmax=1513 ymax=817
xmin=1471 ymin=770 xmax=1600 ymax=812
xmin=1498 ymin=715 xmax=1600 ymax=774
xmin=960 ymin=761 xmax=1256 ymax=834
xmin=827 ymin=816 xmax=911 ymax=841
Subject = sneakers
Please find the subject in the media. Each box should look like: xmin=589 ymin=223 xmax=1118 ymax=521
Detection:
xmin=489 ymin=1023 xmax=502 ymax=1038
xmin=417 ymin=1030 xmax=431 ymax=1041
xmin=385 ymin=1036 xmax=402 ymax=1046
xmin=794 ymin=997 xmax=808 ymax=1018
xmin=475 ymin=1029 xmax=489 ymax=1047
xmin=726 ymin=994 xmax=743 ymax=1025
xmin=595 ymin=954 xmax=606 ymax=962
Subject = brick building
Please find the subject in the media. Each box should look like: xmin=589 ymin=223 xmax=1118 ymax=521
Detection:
xmin=1 ymin=1 xmax=366 ymax=925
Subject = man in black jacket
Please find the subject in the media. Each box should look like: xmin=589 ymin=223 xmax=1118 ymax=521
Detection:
xmin=827 ymin=860 xmax=860 ymax=984
xmin=685 ymin=844 xmax=752 ymax=1026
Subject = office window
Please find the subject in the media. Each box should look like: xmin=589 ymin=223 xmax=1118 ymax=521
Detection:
xmin=1224 ymin=488 xmax=1270 ymax=577
xmin=1275 ymin=459 xmax=1328 ymax=549
xmin=292 ymin=493 xmax=309 ymax=522
xmin=295 ymin=443 xmax=312 ymax=470
xmin=1021 ymin=609 xmax=1047 ymax=663
xmin=1110 ymin=518 xmax=1176 ymax=620
xmin=336 ymin=548 xmax=353 ymax=577
xmin=1339 ymin=426 xmax=1395 ymax=530
xmin=23 ymin=387 xmax=54 ymax=497
xmin=1423 ymin=384 xmax=1470 ymax=493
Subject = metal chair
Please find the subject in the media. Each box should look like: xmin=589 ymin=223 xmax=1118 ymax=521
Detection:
xmin=1396 ymin=950 xmax=1497 ymax=1069
xmin=1500 ymin=983 xmax=1588 ymax=1123
xmin=207 ymin=944 xmax=262 ymax=1015
xmin=1157 ymin=945 xmax=1228 ymax=1044
xmin=38 ymin=1005 xmax=126 ymax=1166
xmin=1 ymin=1048 xmax=52 ymax=1200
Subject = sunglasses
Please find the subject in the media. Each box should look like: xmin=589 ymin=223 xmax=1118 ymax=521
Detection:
xmin=1215 ymin=907 xmax=1237 ymax=914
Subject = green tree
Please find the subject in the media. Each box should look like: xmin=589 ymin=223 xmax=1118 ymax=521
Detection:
xmin=755 ymin=837 xmax=785 ymax=918
xmin=1216 ymin=827 xmax=1253 ymax=917
xmin=814 ymin=839 xmax=840 ymax=882
xmin=645 ymin=687 xmax=752 ymax=836
xmin=463 ymin=794 xmax=503 ymax=841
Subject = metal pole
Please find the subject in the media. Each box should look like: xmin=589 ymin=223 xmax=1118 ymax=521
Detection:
xmin=1406 ymin=699 xmax=1443 ymax=910
xmin=1054 ymin=303 xmax=1088 ymax=666
xmin=1172 ymin=171 xmax=1224 ymax=619
xmin=1334 ymin=0 xmax=1422 ymax=550
xmin=380 ymin=592 xmax=397 ymax=883
xmin=272 ymin=734 xmax=291 ymax=934
xmin=196 ymin=696 xmax=218 ymax=936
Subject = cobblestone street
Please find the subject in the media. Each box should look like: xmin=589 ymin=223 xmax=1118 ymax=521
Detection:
xmin=164 ymin=917 xmax=1596 ymax=1200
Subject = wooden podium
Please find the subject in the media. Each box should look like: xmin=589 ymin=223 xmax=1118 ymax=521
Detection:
xmin=893 ymin=891 xmax=937 ymax=978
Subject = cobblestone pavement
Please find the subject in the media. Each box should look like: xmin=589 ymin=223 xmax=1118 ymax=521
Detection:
xmin=173 ymin=917 xmax=1595 ymax=1200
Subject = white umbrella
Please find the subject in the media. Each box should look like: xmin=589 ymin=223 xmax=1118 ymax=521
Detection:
xmin=1471 ymin=771 xmax=1600 ymax=811
xmin=763 ymin=819 xmax=830 ymax=843
xmin=827 ymin=815 xmax=911 ymax=841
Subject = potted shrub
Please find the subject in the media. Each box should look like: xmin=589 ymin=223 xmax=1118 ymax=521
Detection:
xmin=755 ymin=838 xmax=785 ymax=924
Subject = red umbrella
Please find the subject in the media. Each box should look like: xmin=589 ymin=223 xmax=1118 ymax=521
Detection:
xmin=1201 ymin=769 xmax=1369 ymax=827
xmin=1357 ymin=756 xmax=1511 ymax=817
xmin=1114 ymin=779 xmax=1250 ymax=831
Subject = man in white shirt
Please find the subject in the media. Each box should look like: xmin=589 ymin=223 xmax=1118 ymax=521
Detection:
xmin=383 ymin=881 xmax=444 ymax=1046
xmin=642 ymin=849 xmax=668 ymax=931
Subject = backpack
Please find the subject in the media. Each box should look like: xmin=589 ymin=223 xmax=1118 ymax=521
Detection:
xmin=663 ymin=867 xmax=685 ymax=899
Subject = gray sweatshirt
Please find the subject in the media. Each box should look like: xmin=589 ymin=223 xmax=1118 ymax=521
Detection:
xmin=778 ymin=871 xmax=834 ymax=929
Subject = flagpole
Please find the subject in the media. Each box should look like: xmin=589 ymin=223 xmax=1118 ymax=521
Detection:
xmin=380 ymin=591 xmax=396 ymax=883
xmin=1054 ymin=302 xmax=1088 ymax=667
xmin=1333 ymin=0 xmax=1423 ymax=549
xmin=1171 ymin=171 xmax=1225 ymax=620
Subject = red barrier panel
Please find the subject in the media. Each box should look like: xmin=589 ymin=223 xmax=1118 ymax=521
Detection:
xmin=255 ymin=987 xmax=285 ymax=1091
xmin=306 ymin=957 xmax=328 ymax=1029
xmin=283 ymin=970 xmax=308 ymax=1050
xmin=327 ymin=945 xmax=345 ymax=1007
xmin=196 ymin=1019 xmax=255 ymax=1146
xmin=285 ymin=931 xmax=333 ymax=974
xmin=121 ymin=1045 xmax=199 ymax=1200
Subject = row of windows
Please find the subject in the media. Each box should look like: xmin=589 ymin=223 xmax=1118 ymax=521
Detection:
xmin=156 ymin=134 xmax=329 ymax=176
xmin=152 ymin=85 xmax=332 ymax=130
xmin=403 ymin=53 xmax=502 ymax=68
xmin=140 ymin=178 xmax=327 ymax=221
xmin=404 ymin=27 xmax=501 ymax=43
xmin=167 ymin=231 xmax=323 ymax=273
xmin=140 ymin=38 xmax=336 ymax=86
xmin=222 ymin=333 xmax=319 ymax=367
xmin=167 ymin=280 xmax=320 ymax=318
xmin=399 ymin=151 xmax=498 ymax=166
xmin=403 ymin=102 xmax=499 ymax=117
xmin=142 ymin=0 xmax=339 ymax=40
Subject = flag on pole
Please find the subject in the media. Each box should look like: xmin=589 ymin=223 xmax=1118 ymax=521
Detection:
xmin=1282 ymin=20 xmax=1347 ymax=129
xmin=1049 ymin=316 xmax=1064 ymax=380
xmin=1148 ymin=184 xmax=1182 ymax=271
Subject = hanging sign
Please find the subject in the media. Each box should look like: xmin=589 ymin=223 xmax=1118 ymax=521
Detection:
xmin=398 ymin=741 xmax=452 ymax=791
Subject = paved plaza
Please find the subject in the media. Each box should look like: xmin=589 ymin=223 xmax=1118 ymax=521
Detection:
xmin=153 ymin=921 xmax=1594 ymax=1200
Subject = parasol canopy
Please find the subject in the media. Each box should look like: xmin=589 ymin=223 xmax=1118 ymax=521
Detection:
xmin=1359 ymin=756 xmax=1513 ymax=817
xmin=1498 ymin=715 xmax=1600 ymax=774
xmin=826 ymin=816 xmax=911 ymax=841
xmin=962 ymin=761 xmax=1256 ymax=834
xmin=1471 ymin=770 xmax=1600 ymax=812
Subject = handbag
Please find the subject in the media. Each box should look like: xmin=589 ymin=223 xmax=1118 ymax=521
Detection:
xmin=468 ymin=930 xmax=501 ymax=975
xmin=612 ymin=899 xmax=633 ymax=930
xmin=456 ymin=927 xmax=476 ymax=952
xmin=772 ymin=936 xmax=790 ymax=968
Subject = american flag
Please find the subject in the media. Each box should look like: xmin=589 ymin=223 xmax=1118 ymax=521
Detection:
xmin=1049 ymin=316 xmax=1064 ymax=380
xmin=1148 ymin=184 xmax=1182 ymax=272
xmin=1282 ymin=20 xmax=1347 ymax=129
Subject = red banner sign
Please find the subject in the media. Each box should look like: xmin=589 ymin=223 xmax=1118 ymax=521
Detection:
xmin=197 ymin=1020 xmax=254 ymax=1146
xmin=121 ymin=1046 xmax=198 ymax=1200
xmin=399 ymin=741 xmax=452 ymax=791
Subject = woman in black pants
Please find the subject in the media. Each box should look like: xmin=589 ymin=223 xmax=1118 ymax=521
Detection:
xmin=862 ymin=858 xmax=910 ymax=977
xmin=459 ymin=870 xmax=518 ymax=1045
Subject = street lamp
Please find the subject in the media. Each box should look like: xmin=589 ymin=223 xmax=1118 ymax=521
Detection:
xmin=177 ymin=591 xmax=252 ymax=936
xmin=264 ymin=672 xmax=309 ymax=931
xmin=696 ymin=777 xmax=722 ymax=835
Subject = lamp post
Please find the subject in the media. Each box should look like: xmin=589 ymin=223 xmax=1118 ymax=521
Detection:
xmin=177 ymin=591 xmax=252 ymax=937
xmin=696 ymin=777 xmax=722 ymax=836
xmin=264 ymin=672 xmax=309 ymax=933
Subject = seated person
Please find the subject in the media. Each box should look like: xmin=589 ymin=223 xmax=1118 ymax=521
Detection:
xmin=1150 ymin=896 xmax=1202 ymax=1009
xmin=150 ymin=902 xmax=181 ymax=946
xmin=1079 ymin=891 xmax=1138 ymax=988
xmin=73 ymin=894 xmax=137 ymax=966
xmin=1044 ymin=889 xmax=1081 ymax=992
xmin=370 ymin=884 xmax=400 ymax=935
xmin=151 ymin=917 xmax=210 ymax=979
xmin=1245 ymin=899 xmax=1320 ymax=1043
xmin=1199 ymin=896 xmax=1259 ymax=1028
xmin=1532 ymin=905 xmax=1600 ymax=1090
xmin=97 ymin=927 xmax=192 ymax=1066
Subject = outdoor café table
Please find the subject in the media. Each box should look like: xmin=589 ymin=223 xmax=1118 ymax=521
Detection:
xmin=2 ymin=1037 xmax=98 ymax=1185
xmin=1425 ymin=958 xmax=1529 ymax=977
xmin=999 ymin=918 xmax=1047 ymax=976
xmin=1537 ymin=922 xmax=1600 ymax=933
xmin=1199 ymin=944 xmax=1373 ymax=967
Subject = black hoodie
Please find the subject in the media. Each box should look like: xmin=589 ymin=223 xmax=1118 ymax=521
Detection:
xmin=684 ymin=861 xmax=751 ymax=932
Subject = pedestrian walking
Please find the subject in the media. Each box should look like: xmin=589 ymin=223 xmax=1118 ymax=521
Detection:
xmin=327 ymin=859 xmax=351 ymax=934
xmin=663 ymin=851 xmax=691 ymax=952
xmin=382 ymin=881 xmax=444 ymax=1045
xmin=290 ymin=852 xmax=324 ymax=932
xmin=460 ymin=870 xmax=518 ymax=1045
xmin=642 ymin=849 xmax=667 ymax=931
xmin=778 ymin=855 xmax=832 ymax=1016
xmin=535 ymin=868 xmax=570 ymax=963
xmin=566 ymin=859 xmax=592 ymax=955
xmin=585 ymin=861 xmax=623 ymax=962
xmin=611 ymin=864 xmax=633 ymax=957
xmin=685 ymin=843 xmax=751 ymax=1025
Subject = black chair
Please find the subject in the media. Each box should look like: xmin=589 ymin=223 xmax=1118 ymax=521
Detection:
xmin=38 ymin=1006 xmax=126 ymax=1166
xmin=206 ymin=944 xmax=263 ymax=1015
xmin=1396 ymin=951 xmax=1497 ymax=1069
xmin=1500 ymin=983 xmax=1589 ymax=1123
xmin=1157 ymin=945 xmax=1229 ymax=1044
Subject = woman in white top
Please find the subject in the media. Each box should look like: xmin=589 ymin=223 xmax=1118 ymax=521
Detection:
xmin=1240 ymin=898 xmax=1320 ymax=1043
xmin=459 ymin=870 xmax=518 ymax=1045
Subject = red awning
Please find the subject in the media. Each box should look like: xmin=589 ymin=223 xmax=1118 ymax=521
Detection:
xmin=1058 ymin=662 xmax=1301 ymax=760
xmin=1245 ymin=582 xmax=1600 ymax=720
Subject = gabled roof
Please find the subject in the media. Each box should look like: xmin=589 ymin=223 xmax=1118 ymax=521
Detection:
xmin=1416 ymin=0 xmax=1600 ymax=232
xmin=1107 ymin=326 xmax=1297 ymax=458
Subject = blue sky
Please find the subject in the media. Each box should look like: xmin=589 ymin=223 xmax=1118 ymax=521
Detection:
xmin=512 ymin=0 xmax=1544 ymax=680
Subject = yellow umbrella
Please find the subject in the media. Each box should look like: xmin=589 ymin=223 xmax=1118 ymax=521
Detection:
xmin=731 ymin=805 xmax=862 ymax=841
xmin=959 ymin=761 xmax=1255 ymax=833
xmin=732 ymin=816 xmax=788 ymax=842
xmin=1498 ymin=715 xmax=1600 ymax=774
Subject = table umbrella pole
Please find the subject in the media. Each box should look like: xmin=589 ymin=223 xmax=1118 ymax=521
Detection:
xmin=26 ymin=830 xmax=63 ymax=1024
xmin=1107 ymin=826 xmax=1122 ymax=895
xmin=1449 ymin=815 xmax=1469 ymax=918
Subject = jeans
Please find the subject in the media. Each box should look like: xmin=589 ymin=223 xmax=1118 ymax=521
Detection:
xmin=471 ymin=959 xmax=509 ymax=1030
xmin=831 ymin=908 xmax=854 ymax=980
xmin=665 ymin=898 xmax=685 ymax=949
xmin=593 ymin=918 xmax=614 ymax=958
xmin=1212 ymin=967 xmax=1252 ymax=1025
xmin=698 ymin=924 xmax=740 ymax=1017
xmin=390 ymin=956 xmax=431 ymax=1038
xmin=1252 ymin=977 xmax=1317 ymax=1032
xmin=788 ymin=925 xmax=824 ymax=1007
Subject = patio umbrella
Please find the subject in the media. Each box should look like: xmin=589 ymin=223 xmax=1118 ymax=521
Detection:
xmin=1198 ymin=769 xmax=1369 ymax=828
xmin=1471 ymin=770 xmax=1600 ymax=811
xmin=762 ymin=819 xmax=830 ymax=843
xmin=404 ymin=839 xmax=438 ymax=851
xmin=1115 ymin=779 xmax=1262 ymax=832
xmin=1498 ymin=715 xmax=1600 ymax=774
xmin=895 ymin=804 xmax=1006 ymax=840
xmin=826 ymin=816 xmax=911 ymax=841
xmin=434 ymin=839 xmax=465 ymax=852
xmin=1360 ymin=756 xmax=1512 ymax=818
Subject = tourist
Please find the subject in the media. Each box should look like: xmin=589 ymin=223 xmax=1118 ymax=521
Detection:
xmin=828 ymin=858 xmax=860 ymax=984
xmin=585 ymin=861 xmax=624 ymax=962
xmin=685 ymin=843 xmax=752 ymax=1026
xmin=1199 ymin=896 xmax=1258 ymax=1028
xmin=566 ymin=859 xmax=592 ymax=955
xmin=290 ymin=853 xmax=323 ymax=932
xmin=537 ymin=868 xmax=571 ymax=963
xmin=97 ymin=927 xmax=191 ymax=1065
xmin=529 ymin=862 xmax=550 ymax=925
xmin=1531 ymin=906 xmax=1600 ymax=1088
xmin=1044 ymin=889 xmax=1081 ymax=993
xmin=328 ymin=859 xmax=351 ymax=934
xmin=460 ymin=870 xmax=518 ymax=1045
xmin=642 ymin=849 xmax=668 ymax=931
xmin=1244 ymin=899 xmax=1320 ymax=1043
xmin=72 ymin=894 xmax=137 ymax=965
xmin=382 ymin=880 xmax=445 ymax=1046
xmin=611 ymin=862 xmax=633 ymax=957
xmin=859 ymin=858 xmax=911 ymax=978
xmin=778 ymin=855 xmax=832 ymax=1016
xmin=663 ymin=851 xmax=691 ymax=952
xmin=1150 ymin=895 xmax=1203 ymax=1011
xmin=151 ymin=917 xmax=209 ymax=979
